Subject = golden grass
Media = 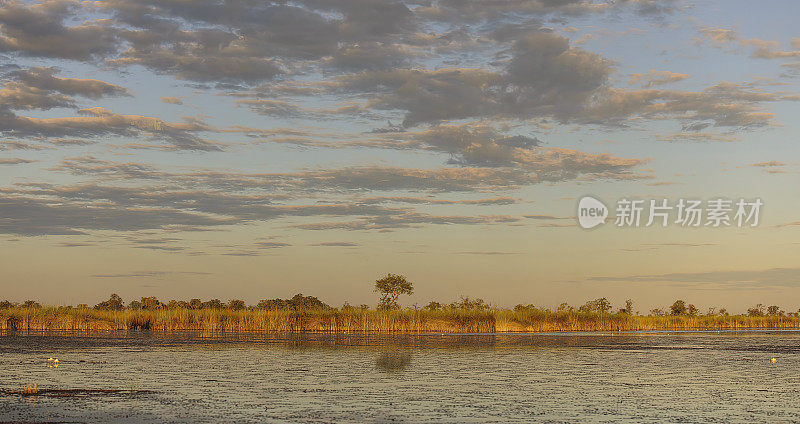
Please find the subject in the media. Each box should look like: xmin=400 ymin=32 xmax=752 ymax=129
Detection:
xmin=20 ymin=383 xmax=38 ymax=396
xmin=2 ymin=306 xmax=800 ymax=333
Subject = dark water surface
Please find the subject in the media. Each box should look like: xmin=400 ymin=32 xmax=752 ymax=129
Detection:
xmin=1 ymin=330 xmax=799 ymax=423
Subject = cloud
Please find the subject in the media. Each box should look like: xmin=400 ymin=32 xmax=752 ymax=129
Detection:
xmin=235 ymin=99 xmax=305 ymax=118
xmin=0 ymin=107 xmax=221 ymax=151
xmin=589 ymin=267 xmax=800 ymax=289
xmin=583 ymin=82 xmax=797 ymax=130
xmin=55 ymin=156 xmax=533 ymax=191
xmin=523 ymin=214 xmax=570 ymax=220
xmin=654 ymin=132 xmax=742 ymax=143
xmin=751 ymin=160 xmax=787 ymax=174
xmin=9 ymin=67 xmax=129 ymax=98
xmin=160 ymin=96 xmax=183 ymax=105
xmin=92 ymin=270 xmax=211 ymax=278
xmin=0 ymin=193 xmax=234 ymax=236
xmin=99 ymin=1 xmax=375 ymax=83
xmin=0 ymin=176 xmax=527 ymax=235
xmin=695 ymin=27 xmax=737 ymax=47
xmin=296 ymin=211 xmax=520 ymax=231
xmin=752 ymin=161 xmax=785 ymax=167
xmin=255 ymin=241 xmax=291 ymax=249
xmin=0 ymin=140 xmax=49 ymax=150
xmin=0 ymin=68 xmax=215 ymax=150
xmin=695 ymin=27 xmax=800 ymax=71
xmin=0 ymin=67 xmax=128 ymax=111
xmin=323 ymin=27 xmax=791 ymax=132
xmin=0 ymin=158 xmax=35 ymax=165
xmin=335 ymin=28 xmax=611 ymax=126
xmin=410 ymin=124 xmax=645 ymax=177
xmin=59 ymin=241 xmax=100 ymax=247
xmin=355 ymin=196 xmax=518 ymax=206
xmin=2 ymin=1 xmax=778 ymax=139
xmin=628 ymin=70 xmax=689 ymax=87
xmin=0 ymin=0 xmax=118 ymax=60
xmin=620 ymin=242 xmax=716 ymax=251
xmin=741 ymin=38 xmax=800 ymax=60
xmin=56 ymin=151 xmax=646 ymax=194
xmin=330 ymin=42 xmax=411 ymax=70
xmin=455 ymin=251 xmax=521 ymax=255
xmin=250 ymin=123 xmax=647 ymax=182
xmin=311 ymin=241 xmax=359 ymax=247
xmin=416 ymin=0 xmax=677 ymax=22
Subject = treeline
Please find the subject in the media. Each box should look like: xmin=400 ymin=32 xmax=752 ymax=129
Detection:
xmin=0 ymin=295 xmax=796 ymax=318
xmin=88 ymin=293 xmax=329 ymax=311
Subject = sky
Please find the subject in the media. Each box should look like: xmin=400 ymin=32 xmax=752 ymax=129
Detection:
xmin=1 ymin=0 xmax=799 ymax=313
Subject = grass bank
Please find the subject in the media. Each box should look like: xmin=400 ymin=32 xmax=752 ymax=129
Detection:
xmin=2 ymin=307 xmax=800 ymax=333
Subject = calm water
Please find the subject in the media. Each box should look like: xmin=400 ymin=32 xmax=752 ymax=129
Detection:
xmin=1 ymin=330 xmax=799 ymax=423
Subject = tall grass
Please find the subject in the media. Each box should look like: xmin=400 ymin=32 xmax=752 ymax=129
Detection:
xmin=3 ymin=306 xmax=800 ymax=333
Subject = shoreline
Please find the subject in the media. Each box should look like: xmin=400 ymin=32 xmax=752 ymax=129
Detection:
xmin=4 ymin=327 xmax=800 ymax=337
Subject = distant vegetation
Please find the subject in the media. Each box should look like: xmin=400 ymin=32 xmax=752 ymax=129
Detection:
xmin=2 ymin=275 xmax=799 ymax=333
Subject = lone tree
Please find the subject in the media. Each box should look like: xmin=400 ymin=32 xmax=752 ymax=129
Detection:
xmin=374 ymin=273 xmax=414 ymax=309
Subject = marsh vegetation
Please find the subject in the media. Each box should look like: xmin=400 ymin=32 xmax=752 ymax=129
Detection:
xmin=2 ymin=275 xmax=798 ymax=333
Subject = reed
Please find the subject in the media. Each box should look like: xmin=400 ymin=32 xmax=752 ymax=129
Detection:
xmin=2 ymin=306 xmax=800 ymax=333
xmin=20 ymin=383 xmax=38 ymax=396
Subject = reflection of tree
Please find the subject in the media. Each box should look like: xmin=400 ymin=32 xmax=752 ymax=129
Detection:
xmin=375 ymin=351 xmax=412 ymax=372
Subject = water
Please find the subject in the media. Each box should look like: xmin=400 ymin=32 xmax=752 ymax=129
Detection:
xmin=1 ymin=331 xmax=799 ymax=423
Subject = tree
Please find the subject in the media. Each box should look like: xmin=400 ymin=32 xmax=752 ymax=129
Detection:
xmin=0 ymin=300 xmax=15 ymax=309
xmin=625 ymin=299 xmax=634 ymax=315
xmin=557 ymin=302 xmax=573 ymax=312
xmin=203 ymin=299 xmax=224 ymax=309
xmin=748 ymin=304 xmax=765 ymax=317
xmin=256 ymin=294 xmax=328 ymax=310
xmin=579 ymin=298 xmax=611 ymax=314
xmin=257 ymin=298 xmax=287 ymax=309
xmin=140 ymin=296 xmax=162 ymax=310
xmin=670 ymin=300 xmax=687 ymax=316
xmin=424 ymin=301 xmax=443 ymax=311
xmin=172 ymin=300 xmax=189 ymax=309
xmin=767 ymin=305 xmax=782 ymax=316
xmin=228 ymin=299 xmax=246 ymax=310
xmin=450 ymin=296 xmax=489 ymax=310
xmin=287 ymin=294 xmax=327 ymax=310
xmin=374 ymin=273 xmax=414 ymax=309
xmin=95 ymin=294 xmax=124 ymax=311
xmin=22 ymin=300 xmax=41 ymax=308
xmin=687 ymin=304 xmax=698 ymax=316
xmin=514 ymin=304 xmax=537 ymax=312
xmin=189 ymin=299 xmax=202 ymax=310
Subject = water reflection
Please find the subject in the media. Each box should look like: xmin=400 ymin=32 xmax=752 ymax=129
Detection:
xmin=375 ymin=351 xmax=412 ymax=372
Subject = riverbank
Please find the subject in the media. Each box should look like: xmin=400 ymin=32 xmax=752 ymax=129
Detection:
xmin=2 ymin=307 xmax=799 ymax=333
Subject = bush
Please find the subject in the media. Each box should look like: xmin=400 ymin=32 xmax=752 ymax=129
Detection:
xmin=95 ymin=294 xmax=124 ymax=311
